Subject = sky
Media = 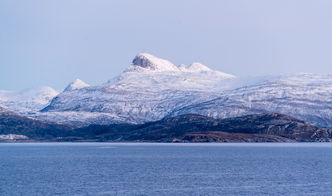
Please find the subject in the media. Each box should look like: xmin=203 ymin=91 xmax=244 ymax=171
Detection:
xmin=1 ymin=0 xmax=332 ymax=90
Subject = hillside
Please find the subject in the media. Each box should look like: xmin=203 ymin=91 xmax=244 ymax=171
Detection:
xmin=68 ymin=113 xmax=332 ymax=142
xmin=0 ymin=106 xmax=73 ymax=141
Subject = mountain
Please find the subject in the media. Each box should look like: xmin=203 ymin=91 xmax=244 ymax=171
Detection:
xmin=0 ymin=106 xmax=73 ymax=141
xmin=169 ymin=73 xmax=332 ymax=128
xmin=67 ymin=113 xmax=332 ymax=142
xmin=37 ymin=53 xmax=235 ymax=126
xmin=0 ymin=86 xmax=59 ymax=114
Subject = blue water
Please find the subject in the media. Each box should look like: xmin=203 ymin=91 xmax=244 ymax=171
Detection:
xmin=0 ymin=143 xmax=331 ymax=196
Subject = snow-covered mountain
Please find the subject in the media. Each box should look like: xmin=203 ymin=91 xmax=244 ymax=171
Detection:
xmin=169 ymin=73 xmax=332 ymax=128
xmin=107 ymin=53 xmax=235 ymax=91
xmin=37 ymin=53 xmax=235 ymax=125
xmin=0 ymin=86 xmax=59 ymax=114
xmin=4 ymin=53 xmax=332 ymax=129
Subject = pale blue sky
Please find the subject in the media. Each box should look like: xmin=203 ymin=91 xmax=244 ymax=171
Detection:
xmin=1 ymin=0 xmax=332 ymax=90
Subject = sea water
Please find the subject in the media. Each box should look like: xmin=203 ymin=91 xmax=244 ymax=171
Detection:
xmin=0 ymin=143 xmax=331 ymax=196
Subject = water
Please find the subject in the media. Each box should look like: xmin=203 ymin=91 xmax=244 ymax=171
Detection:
xmin=0 ymin=143 xmax=331 ymax=196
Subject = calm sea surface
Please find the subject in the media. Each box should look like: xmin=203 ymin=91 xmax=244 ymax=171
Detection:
xmin=0 ymin=143 xmax=331 ymax=196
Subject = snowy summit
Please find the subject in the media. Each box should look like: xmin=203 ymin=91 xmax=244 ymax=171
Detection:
xmin=64 ymin=79 xmax=90 ymax=92
xmin=131 ymin=53 xmax=179 ymax=72
xmin=129 ymin=53 xmax=234 ymax=77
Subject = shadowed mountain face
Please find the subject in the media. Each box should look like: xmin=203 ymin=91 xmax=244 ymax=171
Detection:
xmin=0 ymin=106 xmax=74 ymax=140
xmin=70 ymin=113 xmax=332 ymax=142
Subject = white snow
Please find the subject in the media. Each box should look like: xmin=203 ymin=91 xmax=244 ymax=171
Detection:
xmin=179 ymin=62 xmax=211 ymax=72
xmin=33 ymin=111 xmax=127 ymax=127
xmin=64 ymin=79 xmax=90 ymax=92
xmin=0 ymin=134 xmax=28 ymax=140
xmin=170 ymin=73 xmax=332 ymax=128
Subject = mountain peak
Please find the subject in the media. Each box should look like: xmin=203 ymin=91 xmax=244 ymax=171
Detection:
xmin=64 ymin=79 xmax=89 ymax=92
xmin=131 ymin=53 xmax=179 ymax=71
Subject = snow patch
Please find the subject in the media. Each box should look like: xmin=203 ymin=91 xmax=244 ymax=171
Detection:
xmin=0 ymin=134 xmax=29 ymax=140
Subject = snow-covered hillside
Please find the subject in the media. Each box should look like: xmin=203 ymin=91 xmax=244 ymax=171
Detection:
xmin=169 ymin=73 xmax=332 ymax=128
xmin=0 ymin=86 xmax=59 ymax=114
xmin=37 ymin=53 xmax=235 ymax=125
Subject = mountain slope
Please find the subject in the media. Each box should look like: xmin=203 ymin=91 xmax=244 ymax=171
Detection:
xmin=0 ymin=106 xmax=73 ymax=140
xmin=0 ymin=86 xmax=59 ymax=114
xmin=170 ymin=73 xmax=332 ymax=128
xmin=1 ymin=105 xmax=330 ymax=142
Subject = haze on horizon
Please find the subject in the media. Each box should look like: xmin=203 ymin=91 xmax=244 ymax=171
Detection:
xmin=1 ymin=0 xmax=332 ymax=90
